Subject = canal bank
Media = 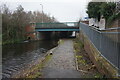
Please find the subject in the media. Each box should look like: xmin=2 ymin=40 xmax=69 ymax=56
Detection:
xmin=12 ymin=47 xmax=57 ymax=78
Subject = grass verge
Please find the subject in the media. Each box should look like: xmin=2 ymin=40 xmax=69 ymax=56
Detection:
xmin=73 ymin=37 xmax=103 ymax=78
xmin=13 ymin=54 xmax=52 ymax=78
xmin=26 ymin=54 xmax=52 ymax=78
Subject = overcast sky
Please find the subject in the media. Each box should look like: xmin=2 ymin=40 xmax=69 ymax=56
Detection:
xmin=0 ymin=0 xmax=91 ymax=22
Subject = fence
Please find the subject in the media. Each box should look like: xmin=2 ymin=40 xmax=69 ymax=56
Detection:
xmin=80 ymin=23 xmax=120 ymax=71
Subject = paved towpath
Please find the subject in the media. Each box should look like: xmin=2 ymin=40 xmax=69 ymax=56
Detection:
xmin=42 ymin=39 xmax=81 ymax=78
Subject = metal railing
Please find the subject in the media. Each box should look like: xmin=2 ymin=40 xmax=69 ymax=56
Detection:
xmin=35 ymin=22 xmax=78 ymax=28
xmin=80 ymin=23 xmax=120 ymax=71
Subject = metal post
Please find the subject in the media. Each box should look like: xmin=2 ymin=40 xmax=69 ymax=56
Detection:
xmin=40 ymin=4 xmax=43 ymax=23
xmin=118 ymin=33 xmax=120 ymax=77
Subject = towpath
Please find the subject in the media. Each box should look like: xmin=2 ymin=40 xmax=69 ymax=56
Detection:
xmin=42 ymin=39 xmax=81 ymax=78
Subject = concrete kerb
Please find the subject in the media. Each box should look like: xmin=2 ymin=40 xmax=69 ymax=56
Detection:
xmin=115 ymin=65 xmax=120 ymax=77
xmin=74 ymin=52 xmax=88 ymax=74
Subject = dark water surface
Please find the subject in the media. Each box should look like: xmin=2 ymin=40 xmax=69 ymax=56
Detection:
xmin=2 ymin=40 xmax=58 ymax=78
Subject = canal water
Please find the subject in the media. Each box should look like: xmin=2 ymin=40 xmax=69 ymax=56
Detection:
xmin=2 ymin=40 xmax=58 ymax=78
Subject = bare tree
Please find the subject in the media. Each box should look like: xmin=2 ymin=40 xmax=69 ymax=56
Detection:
xmin=1 ymin=4 xmax=57 ymax=44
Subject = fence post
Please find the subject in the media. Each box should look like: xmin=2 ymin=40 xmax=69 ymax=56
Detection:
xmin=117 ymin=33 xmax=120 ymax=77
xmin=100 ymin=32 xmax=102 ymax=54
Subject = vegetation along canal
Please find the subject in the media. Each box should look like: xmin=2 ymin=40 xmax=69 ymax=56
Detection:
xmin=2 ymin=39 xmax=58 ymax=78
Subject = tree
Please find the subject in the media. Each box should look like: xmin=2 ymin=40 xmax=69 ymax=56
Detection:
xmin=100 ymin=2 xmax=116 ymax=21
xmin=86 ymin=2 xmax=102 ymax=21
xmin=2 ymin=4 xmax=12 ymax=41
xmin=86 ymin=2 xmax=116 ymax=21
xmin=12 ymin=5 xmax=27 ymax=40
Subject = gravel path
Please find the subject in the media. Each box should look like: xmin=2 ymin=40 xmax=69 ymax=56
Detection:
xmin=42 ymin=39 xmax=81 ymax=78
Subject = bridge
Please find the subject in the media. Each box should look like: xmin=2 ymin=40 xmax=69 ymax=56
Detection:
xmin=34 ymin=22 xmax=79 ymax=31
xmin=27 ymin=22 xmax=80 ymax=40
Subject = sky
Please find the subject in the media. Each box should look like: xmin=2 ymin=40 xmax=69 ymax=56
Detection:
xmin=0 ymin=0 xmax=90 ymax=22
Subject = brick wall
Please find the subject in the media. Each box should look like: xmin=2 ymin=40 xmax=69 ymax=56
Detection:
xmin=25 ymin=25 xmax=36 ymax=40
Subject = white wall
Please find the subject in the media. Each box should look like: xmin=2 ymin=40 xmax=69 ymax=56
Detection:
xmin=99 ymin=19 xmax=105 ymax=30
xmin=89 ymin=18 xmax=105 ymax=30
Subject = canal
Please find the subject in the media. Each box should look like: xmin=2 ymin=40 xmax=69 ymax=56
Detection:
xmin=2 ymin=40 xmax=58 ymax=78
